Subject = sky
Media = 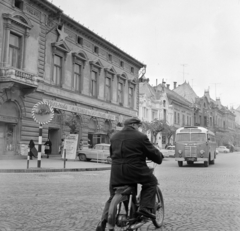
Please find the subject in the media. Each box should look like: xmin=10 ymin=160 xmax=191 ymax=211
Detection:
xmin=55 ymin=0 xmax=240 ymax=109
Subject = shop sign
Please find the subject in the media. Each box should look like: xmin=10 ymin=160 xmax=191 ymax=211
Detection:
xmin=0 ymin=115 xmax=18 ymax=123
xmin=43 ymin=99 xmax=115 ymax=120
xmin=62 ymin=134 xmax=78 ymax=160
xmin=32 ymin=101 xmax=54 ymax=124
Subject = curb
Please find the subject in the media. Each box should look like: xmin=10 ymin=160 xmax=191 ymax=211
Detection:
xmin=0 ymin=167 xmax=111 ymax=173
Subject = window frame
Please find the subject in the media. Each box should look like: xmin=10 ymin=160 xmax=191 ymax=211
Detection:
xmin=117 ymin=74 xmax=127 ymax=106
xmin=104 ymin=68 xmax=115 ymax=102
xmin=72 ymin=52 xmax=86 ymax=93
xmin=128 ymin=79 xmax=136 ymax=109
xmin=2 ymin=13 xmax=32 ymax=69
xmin=89 ymin=61 xmax=102 ymax=98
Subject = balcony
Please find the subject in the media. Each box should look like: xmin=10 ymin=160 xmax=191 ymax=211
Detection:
xmin=0 ymin=67 xmax=38 ymax=91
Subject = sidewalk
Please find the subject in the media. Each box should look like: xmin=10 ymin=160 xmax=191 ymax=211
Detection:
xmin=0 ymin=156 xmax=111 ymax=173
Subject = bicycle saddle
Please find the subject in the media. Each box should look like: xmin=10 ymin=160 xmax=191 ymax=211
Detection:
xmin=114 ymin=185 xmax=136 ymax=195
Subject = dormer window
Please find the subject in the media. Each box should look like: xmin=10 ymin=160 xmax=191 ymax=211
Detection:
xmin=15 ymin=0 xmax=23 ymax=10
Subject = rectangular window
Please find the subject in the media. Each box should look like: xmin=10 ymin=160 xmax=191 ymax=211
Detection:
xmin=91 ymin=71 xmax=97 ymax=96
xmin=120 ymin=61 xmax=124 ymax=68
xmin=178 ymin=113 xmax=180 ymax=124
xmin=204 ymin=116 xmax=207 ymax=126
xmin=128 ymin=87 xmax=133 ymax=108
xmin=77 ymin=36 xmax=83 ymax=45
xmin=9 ymin=33 xmax=21 ymax=68
xmin=131 ymin=67 xmax=134 ymax=73
xmin=73 ymin=63 xmax=81 ymax=91
xmin=182 ymin=115 xmax=185 ymax=126
xmin=108 ymin=54 xmax=112 ymax=62
xmin=174 ymin=112 xmax=177 ymax=124
xmin=105 ymin=77 xmax=111 ymax=101
xmin=94 ymin=46 xmax=99 ymax=54
xmin=53 ymin=55 xmax=62 ymax=85
xmin=164 ymin=109 xmax=167 ymax=121
xmin=118 ymin=82 xmax=123 ymax=104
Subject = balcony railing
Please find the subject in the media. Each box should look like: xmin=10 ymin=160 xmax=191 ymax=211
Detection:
xmin=0 ymin=67 xmax=38 ymax=87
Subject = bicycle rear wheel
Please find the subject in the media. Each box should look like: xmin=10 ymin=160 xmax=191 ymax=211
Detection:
xmin=152 ymin=186 xmax=164 ymax=228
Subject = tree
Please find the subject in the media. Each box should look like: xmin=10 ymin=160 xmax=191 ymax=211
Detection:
xmin=142 ymin=119 xmax=170 ymax=143
xmin=65 ymin=113 xmax=81 ymax=134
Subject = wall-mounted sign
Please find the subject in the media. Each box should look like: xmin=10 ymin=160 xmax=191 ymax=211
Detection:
xmin=43 ymin=99 xmax=115 ymax=120
xmin=32 ymin=101 xmax=54 ymax=124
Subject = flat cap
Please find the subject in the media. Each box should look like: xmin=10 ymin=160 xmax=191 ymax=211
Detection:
xmin=124 ymin=117 xmax=142 ymax=126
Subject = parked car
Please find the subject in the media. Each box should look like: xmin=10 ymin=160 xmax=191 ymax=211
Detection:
xmin=216 ymin=146 xmax=230 ymax=153
xmin=77 ymin=143 xmax=111 ymax=164
xmin=154 ymin=144 xmax=175 ymax=158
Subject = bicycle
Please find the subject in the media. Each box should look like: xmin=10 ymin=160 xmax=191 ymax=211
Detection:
xmin=107 ymin=162 xmax=164 ymax=230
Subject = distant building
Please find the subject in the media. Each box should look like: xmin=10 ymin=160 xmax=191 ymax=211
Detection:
xmin=0 ymin=0 xmax=145 ymax=158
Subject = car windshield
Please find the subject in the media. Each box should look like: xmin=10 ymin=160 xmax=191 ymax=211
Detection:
xmin=176 ymin=133 xmax=206 ymax=142
xmin=103 ymin=146 xmax=110 ymax=150
xmin=95 ymin=145 xmax=102 ymax=150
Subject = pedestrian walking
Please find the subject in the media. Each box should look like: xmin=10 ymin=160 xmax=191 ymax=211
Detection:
xmin=44 ymin=138 xmax=52 ymax=158
xmin=59 ymin=138 xmax=64 ymax=155
xmin=28 ymin=140 xmax=37 ymax=160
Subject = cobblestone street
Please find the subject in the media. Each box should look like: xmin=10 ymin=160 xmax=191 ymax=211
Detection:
xmin=0 ymin=153 xmax=240 ymax=231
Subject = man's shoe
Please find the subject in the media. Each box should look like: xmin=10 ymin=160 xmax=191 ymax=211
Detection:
xmin=137 ymin=208 xmax=156 ymax=219
xmin=96 ymin=219 xmax=107 ymax=231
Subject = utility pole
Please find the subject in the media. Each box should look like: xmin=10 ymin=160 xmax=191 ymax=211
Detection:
xmin=181 ymin=64 xmax=188 ymax=82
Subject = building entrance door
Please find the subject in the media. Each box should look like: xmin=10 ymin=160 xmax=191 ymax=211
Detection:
xmin=48 ymin=128 xmax=60 ymax=155
xmin=0 ymin=122 xmax=15 ymax=156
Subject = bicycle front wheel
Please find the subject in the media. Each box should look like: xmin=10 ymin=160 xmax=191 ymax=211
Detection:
xmin=152 ymin=186 xmax=164 ymax=228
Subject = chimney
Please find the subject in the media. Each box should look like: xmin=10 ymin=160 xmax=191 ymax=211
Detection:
xmin=167 ymin=84 xmax=170 ymax=89
xmin=156 ymin=79 xmax=158 ymax=86
xmin=174 ymin=81 xmax=177 ymax=89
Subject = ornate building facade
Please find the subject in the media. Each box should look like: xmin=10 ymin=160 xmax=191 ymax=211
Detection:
xmin=0 ymin=0 xmax=145 ymax=157
xmin=174 ymin=82 xmax=236 ymax=146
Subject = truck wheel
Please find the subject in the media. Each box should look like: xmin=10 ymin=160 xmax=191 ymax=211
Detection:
xmin=204 ymin=156 xmax=209 ymax=167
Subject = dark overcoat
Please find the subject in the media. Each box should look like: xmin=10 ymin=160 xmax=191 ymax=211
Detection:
xmin=110 ymin=126 xmax=163 ymax=187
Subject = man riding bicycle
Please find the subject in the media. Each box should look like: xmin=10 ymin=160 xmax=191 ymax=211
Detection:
xmin=96 ymin=117 xmax=164 ymax=231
